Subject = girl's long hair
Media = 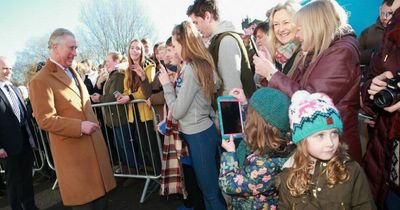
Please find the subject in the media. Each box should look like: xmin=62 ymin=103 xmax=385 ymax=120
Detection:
xmin=127 ymin=39 xmax=145 ymax=91
xmin=172 ymin=21 xmax=215 ymax=100
xmin=286 ymin=139 xmax=350 ymax=197
xmin=244 ymin=106 xmax=289 ymax=156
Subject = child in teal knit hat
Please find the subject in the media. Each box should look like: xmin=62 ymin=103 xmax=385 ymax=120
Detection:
xmin=278 ymin=90 xmax=376 ymax=210
xmin=218 ymin=87 xmax=294 ymax=210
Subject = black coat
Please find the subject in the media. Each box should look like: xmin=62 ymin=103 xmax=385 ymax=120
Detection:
xmin=0 ymin=85 xmax=35 ymax=155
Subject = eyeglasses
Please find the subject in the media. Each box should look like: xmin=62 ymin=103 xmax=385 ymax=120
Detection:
xmin=1 ymin=67 xmax=12 ymax=71
xmin=383 ymin=11 xmax=394 ymax=20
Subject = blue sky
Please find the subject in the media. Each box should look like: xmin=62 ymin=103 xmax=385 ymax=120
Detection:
xmin=0 ymin=0 xmax=283 ymax=65
xmin=0 ymin=0 xmax=82 ymax=64
xmin=0 ymin=0 xmax=380 ymax=65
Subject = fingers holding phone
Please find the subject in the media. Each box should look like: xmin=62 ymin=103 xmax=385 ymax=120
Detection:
xmin=131 ymin=63 xmax=146 ymax=81
xmin=229 ymin=88 xmax=247 ymax=104
xmin=113 ymin=91 xmax=122 ymax=98
xmin=221 ymin=135 xmax=236 ymax=152
xmin=217 ymin=96 xmax=244 ymax=140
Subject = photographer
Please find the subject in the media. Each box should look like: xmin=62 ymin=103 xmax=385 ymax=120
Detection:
xmin=361 ymin=1 xmax=400 ymax=209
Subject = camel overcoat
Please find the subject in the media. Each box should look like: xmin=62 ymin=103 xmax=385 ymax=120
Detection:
xmin=28 ymin=59 xmax=116 ymax=206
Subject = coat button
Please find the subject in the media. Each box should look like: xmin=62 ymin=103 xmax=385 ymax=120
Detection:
xmin=317 ymin=187 xmax=322 ymax=191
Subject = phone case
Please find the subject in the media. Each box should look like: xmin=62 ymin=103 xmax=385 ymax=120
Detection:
xmin=217 ymin=96 xmax=244 ymax=140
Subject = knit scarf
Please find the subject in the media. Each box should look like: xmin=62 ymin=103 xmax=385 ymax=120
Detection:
xmin=275 ymin=40 xmax=300 ymax=64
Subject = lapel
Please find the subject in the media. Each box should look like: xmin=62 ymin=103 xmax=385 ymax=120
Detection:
xmin=45 ymin=59 xmax=82 ymax=98
xmin=0 ymin=87 xmax=12 ymax=111
xmin=10 ymin=85 xmax=28 ymax=115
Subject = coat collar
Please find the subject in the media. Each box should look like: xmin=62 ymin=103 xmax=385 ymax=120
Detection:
xmin=44 ymin=59 xmax=82 ymax=98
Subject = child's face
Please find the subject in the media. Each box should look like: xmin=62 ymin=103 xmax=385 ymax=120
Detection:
xmin=306 ymin=128 xmax=339 ymax=161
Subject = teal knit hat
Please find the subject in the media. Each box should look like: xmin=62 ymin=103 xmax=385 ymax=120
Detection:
xmin=289 ymin=90 xmax=343 ymax=144
xmin=249 ymin=88 xmax=290 ymax=135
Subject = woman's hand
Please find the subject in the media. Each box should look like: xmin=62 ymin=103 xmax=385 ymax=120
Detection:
xmin=96 ymin=69 xmax=108 ymax=88
xmin=158 ymin=65 xmax=172 ymax=86
xmin=253 ymin=53 xmax=277 ymax=80
xmin=90 ymin=93 xmax=100 ymax=103
xmin=145 ymin=98 xmax=152 ymax=107
xmin=221 ymin=136 xmax=236 ymax=152
xmin=229 ymin=88 xmax=247 ymax=104
xmin=116 ymin=95 xmax=130 ymax=104
xmin=131 ymin=63 xmax=146 ymax=81
xmin=258 ymin=45 xmax=273 ymax=61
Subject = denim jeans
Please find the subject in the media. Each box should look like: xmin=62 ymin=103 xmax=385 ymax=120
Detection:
xmin=181 ymin=124 xmax=226 ymax=210
xmin=113 ymin=124 xmax=137 ymax=168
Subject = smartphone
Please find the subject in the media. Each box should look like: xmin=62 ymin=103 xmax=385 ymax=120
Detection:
xmin=358 ymin=113 xmax=374 ymax=121
xmin=113 ymin=91 xmax=122 ymax=98
xmin=160 ymin=60 xmax=167 ymax=69
xmin=249 ymin=35 xmax=260 ymax=56
xmin=217 ymin=96 xmax=244 ymax=140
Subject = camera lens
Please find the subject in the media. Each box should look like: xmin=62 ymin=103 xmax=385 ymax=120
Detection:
xmin=374 ymin=89 xmax=394 ymax=108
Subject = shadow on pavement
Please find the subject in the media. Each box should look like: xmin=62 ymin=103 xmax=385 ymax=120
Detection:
xmin=0 ymin=173 xmax=182 ymax=210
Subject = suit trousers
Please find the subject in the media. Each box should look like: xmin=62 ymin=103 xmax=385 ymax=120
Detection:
xmin=5 ymin=126 xmax=36 ymax=210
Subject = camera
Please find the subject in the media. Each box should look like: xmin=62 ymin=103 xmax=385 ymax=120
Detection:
xmin=374 ymin=71 xmax=400 ymax=108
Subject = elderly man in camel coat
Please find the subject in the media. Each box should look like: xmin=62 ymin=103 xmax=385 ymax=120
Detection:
xmin=29 ymin=28 xmax=116 ymax=209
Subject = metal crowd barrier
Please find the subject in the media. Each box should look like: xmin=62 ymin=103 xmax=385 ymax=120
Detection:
xmin=0 ymin=119 xmax=46 ymax=176
xmin=92 ymin=99 xmax=162 ymax=203
xmin=26 ymin=99 xmax=162 ymax=203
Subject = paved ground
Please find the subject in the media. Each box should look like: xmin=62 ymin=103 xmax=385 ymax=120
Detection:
xmin=0 ymin=171 xmax=182 ymax=210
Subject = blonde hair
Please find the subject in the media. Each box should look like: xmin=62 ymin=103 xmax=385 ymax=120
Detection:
xmin=127 ymin=39 xmax=145 ymax=91
xmin=286 ymin=139 xmax=350 ymax=197
xmin=172 ymin=21 xmax=216 ymax=100
xmin=295 ymin=0 xmax=350 ymax=63
xmin=107 ymin=51 xmax=123 ymax=63
xmin=244 ymin=106 xmax=289 ymax=156
xmin=268 ymin=0 xmax=301 ymax=57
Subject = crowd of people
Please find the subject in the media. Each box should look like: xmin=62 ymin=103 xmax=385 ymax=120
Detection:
xmin=1 ymin=0 xmax=400 ymax=209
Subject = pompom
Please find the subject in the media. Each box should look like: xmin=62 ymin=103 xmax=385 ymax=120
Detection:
xmin=291 ymin=90 xmax=310 ymax=105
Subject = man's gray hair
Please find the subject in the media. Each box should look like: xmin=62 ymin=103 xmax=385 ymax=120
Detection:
xmin=48 ymin=28 xmax=75 ymax=49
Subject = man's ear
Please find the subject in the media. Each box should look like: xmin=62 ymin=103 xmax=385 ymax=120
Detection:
xmin=204 ymin=11 xmax=213 ymax=23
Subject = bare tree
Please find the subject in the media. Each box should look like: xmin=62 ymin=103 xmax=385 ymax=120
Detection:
xmin=77 ymin=0 xmax=158 ymax=63
xmin=12 ymin=35 xmax=49 ymax=85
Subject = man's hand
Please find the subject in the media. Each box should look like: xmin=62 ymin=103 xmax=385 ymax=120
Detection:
xmin=0 ymin=149 xmax=8 ymax=158
xmin=368 ymin=71 xmax=393 ymax=100
xmin=384 ymin=82 xmax=400 ymax=112
xmin=81 ymin=121 xmax=100 ymax=135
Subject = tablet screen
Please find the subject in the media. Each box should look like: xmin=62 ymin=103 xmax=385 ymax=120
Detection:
xmin=220 ymin=101 xmax=243 ymax=135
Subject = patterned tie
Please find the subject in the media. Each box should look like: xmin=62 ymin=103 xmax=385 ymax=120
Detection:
xmin=4 ymin=84 xmax=22 ymax=122
xmin=65 ymin=68 xmax=80 ymax=90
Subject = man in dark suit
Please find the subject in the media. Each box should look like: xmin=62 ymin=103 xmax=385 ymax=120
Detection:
xmin=0 ymin=56 xmax=38 ymax=210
